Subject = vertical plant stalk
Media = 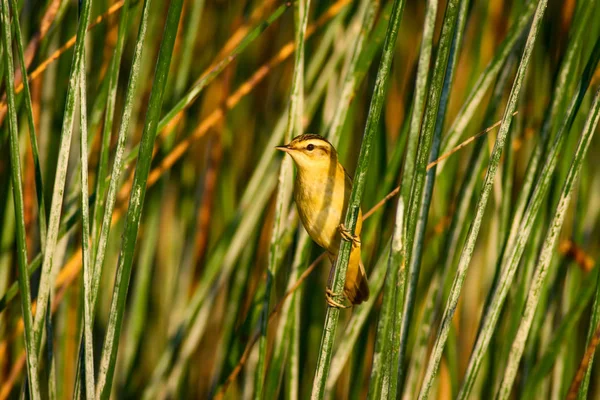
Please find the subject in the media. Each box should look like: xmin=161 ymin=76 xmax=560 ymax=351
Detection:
xmin=288 ymin=280 xmax=301 ymax=400
xmin=8 ymin=0 xmax=47 ymax=243
xmin=264 ymin=231 xmax=310 ymax=399
xmin=496 ymin=84 xmax=600 ymax=400
xmin=570 ymin=322 xmax=600 ymax=399
xmin=496 ymin=0 xmax=593 ymax=281
xmin=0 ymin=0 xmax=40 ymax=397
xmin=45 ymin=295 xmax=57 ymax=400
xmin=398 ymin=0 xmax=466 ymax=388
xmin=0 ymin=0 xmax=294 ymax=316
xmin=31 ymin=0 xmax=94 ymax=354
xmin=326 ymin=0 xmax=379 ymax=146
xmin=522 ymin=267 xmax=599 ymax=397
xmin=310 ymin=0 xmax=405 ymax=397
xmin=401 ymin=0 xmax=461 ymax=355
xmin=264 ymin=3 xmax=380 ymax=395
xmin=418 ymin=1 xmax=548 ymax=398
xmin=373 ymin=1 xmax=437 ymax=392
xmin=121 ymin=193 xmax=160 ymax=380
xmin=77 ymin=63 xmax=95 ymax=400
xmin=156 ymin=2 xmax=291 ymax=133
xmin=72 ymin=0 xmax=152 ymax=394
xmin=255 ymin=1 xmax=310 ymax=397
xmin=173 ymin=0 xmax=205 ymax=97
xmin=458 ymin=37 xmax=600 ymax=400
xmin=399 ymin=0 xmax=437 ymax=217
xmin=326 ymin=242 xmax=391 ymax=392
xmin=90 ymin=0 xmax=151 ymax=305
xmin=95 ymin=0 xmax=184 ymax=397
xmin=369 ymin=200 xmax=404 ymax=399
xmin=402 ymin=51 xmax=517 ymax=400
xmin=438 ymin=0 xmax=537 ymax=165
xmin=578 ymin=266 xmax=600 ymax=398
xmin=90 ymin=0 xmax=133 ymax=259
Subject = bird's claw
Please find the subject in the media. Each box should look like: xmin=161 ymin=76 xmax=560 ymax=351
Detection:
xmin=325 ymin=288 xmax=351 ymax=309
xmin=338 ymin=223 xmax=361 ymax=248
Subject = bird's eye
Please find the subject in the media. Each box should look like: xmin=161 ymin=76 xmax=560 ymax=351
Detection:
xmin=307 ymin=144 xmax=314 ymax=151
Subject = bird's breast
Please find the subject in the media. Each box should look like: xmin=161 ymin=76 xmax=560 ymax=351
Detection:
xmin=294 ymin=168 xmax=349 ymax=253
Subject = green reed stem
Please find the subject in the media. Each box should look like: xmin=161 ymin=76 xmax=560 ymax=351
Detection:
xmin=0 ymin=0 xmax=40 ymax=396
xmin=311 ymin=0 xmax=405 ymax=397
xmin=95 ymin=0 xmax=184 ymax=396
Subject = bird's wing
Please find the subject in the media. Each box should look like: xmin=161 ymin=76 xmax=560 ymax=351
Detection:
xmin=342 ymin=165 xmax=353 ymax=182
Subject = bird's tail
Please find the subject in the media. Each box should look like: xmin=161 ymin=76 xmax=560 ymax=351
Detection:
xmin=344 ymin=245 xmax=370 ymax=305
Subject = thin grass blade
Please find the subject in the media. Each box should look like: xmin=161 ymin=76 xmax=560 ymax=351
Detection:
xmin=417 ymin=1 xmax=548 ymax=397
xmin=438 ymin=0 xmax=537 ymax=166
xmin=90 ymin=0 xmax=134 ymax=259
xmin=311 ymin=0 xmax=405 ymax=397
xmin=255 ymin=2 xmax=309 ymax=397
xmin=75 ymin=60 xmax=95 ymax=400
xmin=398 ymin=0 xmax=466 ymax=389
xmin=95 ymin=0 xmax=184 ymax=396
xmin=457 ymin=36 xmax=600 ymax=400
xmin=577 ymin=270 xmax=600 ymax=399
xmin=496 ymin=84 xmax=600 ymax=400
xmin=522 ymin=268 xmax=599 ymax=397
xmin=0 ymin=0 xmax=40 ymax=396
xmin=8 ymin=0 xmax=47 ymax=243
xmin=31 ymin=0 xmax=94 ymax=355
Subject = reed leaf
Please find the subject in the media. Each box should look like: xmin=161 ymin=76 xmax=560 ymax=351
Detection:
xmin=497 ymin=82 xmax=600 ymax=400
xmin=95 ymin=0 xmax=184 ymax=396
xmin=75 ymin=60 xmax=95 ymax=399
xmin=326 ymin=243 xmax=390 ymax=393
xmin=458 ymin=36 xmax=600 ymax=400
xmin=418 ymin=1 xmax=548 ymax=397
xmin=3 ymin=0 xmax=600 ymax=397
xmin=90 ymin=0 xmax=134 ymax=260
xmin=578 ymin=268 xmax=600 ymax=399
xmin=256 ymin=0 xmax=309 ymax=396
xmin=8 ymin=0 xmax=47 ymax=243
xmin=311 ymin=0 xmax=405 ymax=397
xmin=71 ymin=0 xmax=152 ymax=395
xmin=368 ymin=0 xmax=438 ymax=388
xmin=438 ymin=0 xmax=537 ymax=166
xmin=0 ymin=0 xmax=40 ymax=395
xmin=398 ymin=0 xmax=467 ymax=389
xmin=522 ymin=267 xmax=599 ymax=398
xmin=31 ymin=0 xmax=94 ymax=356
xmin=402 ymin=42 xmax=519 ymax=400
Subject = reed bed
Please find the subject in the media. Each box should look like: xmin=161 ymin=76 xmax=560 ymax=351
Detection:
xmin=1 ymin=0 xmax=599 ymax=398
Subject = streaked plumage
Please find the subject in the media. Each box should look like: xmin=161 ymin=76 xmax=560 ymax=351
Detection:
xmin=276 ymin=134 xmax=369 ymax=305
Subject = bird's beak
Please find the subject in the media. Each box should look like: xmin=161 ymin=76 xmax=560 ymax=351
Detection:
xmin=275 ymin=145 xmax=292 ymax=153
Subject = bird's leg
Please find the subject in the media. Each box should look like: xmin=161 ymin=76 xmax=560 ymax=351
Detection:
xmin=326 ymin=237 xmax=356 ymax=309
xmin=338 ymin=223 xmax=361 ymax=248
xmin=325 ymin=263 xmax=350 ymax=308
xmin=325 ymin=288 xmax=351 ymax=309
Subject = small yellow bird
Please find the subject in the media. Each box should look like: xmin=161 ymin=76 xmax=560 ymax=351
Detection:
xmin=276 ymin=134 xmax=369 ymax=307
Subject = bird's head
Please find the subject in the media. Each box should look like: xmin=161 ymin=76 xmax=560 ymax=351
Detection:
xmin=276 ymin=134 xmax=337 ymax=172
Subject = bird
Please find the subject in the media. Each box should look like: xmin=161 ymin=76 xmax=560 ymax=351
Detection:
xmin=276 ymin=133 xmax=369 ymax=307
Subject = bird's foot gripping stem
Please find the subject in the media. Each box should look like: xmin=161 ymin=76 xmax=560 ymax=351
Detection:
xmin=325 ymin=288 xmax=351 ymax=309
xmin=338 ymin=223 xmax=361 ymax=248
